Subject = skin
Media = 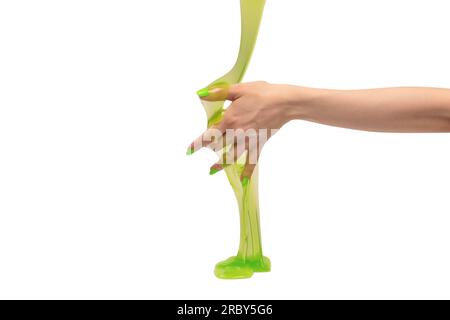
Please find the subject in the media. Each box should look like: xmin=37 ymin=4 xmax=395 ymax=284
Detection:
xmin=188 ymin=81 xmax=450 ymax=179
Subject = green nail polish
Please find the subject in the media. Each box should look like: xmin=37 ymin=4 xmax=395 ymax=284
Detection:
xmin=241 ymin=177 xmax=249 ymax=187
xmin=186 ymin=147 xmax=194 ymax=155
xmin=209 ymin=167 xmax=219 ymax=175
xmin=197 ymin=88 xmax=209 ymax=98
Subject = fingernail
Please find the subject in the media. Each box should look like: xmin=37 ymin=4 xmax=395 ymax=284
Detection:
xmin=241 ymin=177 xmax=249 ymax=187
xmin=186 ymin=146 xmax=194 ymax=155
xmin=197 ymin=88 xmax=209 ymax=98
xmin=209 ymin=164 xmax=222 ymax=175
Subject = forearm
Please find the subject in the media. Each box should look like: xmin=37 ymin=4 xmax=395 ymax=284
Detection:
xmin=282 ymin=86 xmax=450 ymax=132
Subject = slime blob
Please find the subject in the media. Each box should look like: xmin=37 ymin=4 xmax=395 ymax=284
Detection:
xmin=196 ymin=0 xmax=269 ymax=279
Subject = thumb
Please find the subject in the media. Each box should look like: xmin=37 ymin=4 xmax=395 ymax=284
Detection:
xmin=196 ymin=83 xmax=241 ymax=102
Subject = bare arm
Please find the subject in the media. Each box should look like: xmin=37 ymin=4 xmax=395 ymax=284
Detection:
xmin=188 ymin=82 xmax=450 ymax=179
xmin=284 ymin=85 xmax=450 ymax=132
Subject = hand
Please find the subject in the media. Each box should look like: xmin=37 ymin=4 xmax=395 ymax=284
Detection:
xmin=187 ymin=81 xmax=292 ymax=180
xmin=188 ymin=82 xmax=450 ymax=181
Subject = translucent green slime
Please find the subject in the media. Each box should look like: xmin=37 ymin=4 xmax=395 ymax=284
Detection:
xmin=197 ymin=0 xmax=269 ymax=279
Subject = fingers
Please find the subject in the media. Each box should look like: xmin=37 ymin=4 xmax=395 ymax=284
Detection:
xmin=196 ymin=83 xmax=242 ymax=102
xmin=209 ymin=151 xmax=258 ymax=188
xmin=190 ymin=82 xmax=261 ymax=184
xmin=209 ymin=142 xmax=246 ymax=175
xmin=209 ymin=136 xmax=260 ymax=186
xmin=240 ymin=136 xmax=259 ymax=185
xmin=186 ymin=122 xmax=227 ymax=155
xmin=241 ymin=163 xmax=256 ymax=186
xmin=188 ymin=128 xmax=261 ymax=186
xmin=208 ymin=134 xmax=225 ymax=153
xmin=189 ymin=84 xmax=242 ymax=154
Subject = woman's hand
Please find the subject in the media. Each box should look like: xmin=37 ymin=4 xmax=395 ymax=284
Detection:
xmin=188 ymin=81 xmax=450 ymax=181
xmin=187 ymin=81 xmax=294 ymax=180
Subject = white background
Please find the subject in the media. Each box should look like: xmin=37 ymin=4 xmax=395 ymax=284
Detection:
xmin=1 ymin=0 xmax=450 ymax=299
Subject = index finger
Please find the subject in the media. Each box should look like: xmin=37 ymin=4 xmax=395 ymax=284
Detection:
xmin=187 ymin=123 xmax=226 ymax=155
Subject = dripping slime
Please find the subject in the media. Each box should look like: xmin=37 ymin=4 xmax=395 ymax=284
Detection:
xmin=195 ymin=0 xmax=269 ymax=279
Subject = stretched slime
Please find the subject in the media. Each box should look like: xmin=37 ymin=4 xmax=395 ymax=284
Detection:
xmin=196 ymin=0 xmax=269 ymax=279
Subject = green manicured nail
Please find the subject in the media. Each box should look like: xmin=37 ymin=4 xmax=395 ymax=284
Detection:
xmin=241 ymin=177 xmax=249 ymax=187
xmin=197 ymin=88 xmax=209 ymax=98
xmin=209 ymin=167 xmax=220 ymax=175
xmin=209 ymin=164 xmax=222 ymax=175
xmin=186 ymin=146 xmax=194 ymax=155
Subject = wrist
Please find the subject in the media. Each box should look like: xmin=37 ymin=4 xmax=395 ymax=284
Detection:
xmin=275 ymin=85 xmax=316 ymax=122
xmin=279 ymin=85 xmax=339 ymax=122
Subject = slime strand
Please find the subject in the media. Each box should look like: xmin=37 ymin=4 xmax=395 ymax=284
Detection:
xmin=196 ymin=0 xmax=269 ymax=279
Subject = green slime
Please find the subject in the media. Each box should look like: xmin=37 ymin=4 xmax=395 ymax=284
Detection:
xmin=198 ymin=0 xmax=269 ymax=279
